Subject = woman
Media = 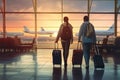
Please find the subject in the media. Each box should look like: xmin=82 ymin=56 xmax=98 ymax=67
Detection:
xmin=55 ymin=16 xmax=73 ymax=67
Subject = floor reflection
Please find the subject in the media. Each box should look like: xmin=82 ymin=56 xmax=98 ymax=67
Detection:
xmin=63 ymin=68 xmax=68 ymax=80
xmin=0 ymin=50 xmax=37 ymax=80
xmin=52 ymin=67 xmax=62 ymax=80
xmin=0 ymin=53 xmax=21 ymax=80
xmin=84 ymin=70 xmax=90 ymax=80
xmin=33 ymin=50 xmax=38 ymax=80
xmin=0 ymin=49 xmax=120 ymax=80
xmin=93 ymin=70 xmax=104 ymax=80
xmin=72 ymin=67 xmax=83 ymax=80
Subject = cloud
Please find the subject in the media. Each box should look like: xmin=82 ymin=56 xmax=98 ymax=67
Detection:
xmin=4 ymin=0 xmax=88 ymax=12
xmin=0 ymin=0 xmax=118 ymax=29
xmin=37 ymin=0 xmax=61 ymax=12
xmin=0 ymin=0 xmax=117 ymax=13
xmin=6 ymin=0 xmax=33 ymax=11
xmin=91 ymin=1 xmax=114 ymax=12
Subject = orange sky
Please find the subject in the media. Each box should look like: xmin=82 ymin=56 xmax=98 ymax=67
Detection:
xmin=0 ymin=0 xmax=120 ymax=34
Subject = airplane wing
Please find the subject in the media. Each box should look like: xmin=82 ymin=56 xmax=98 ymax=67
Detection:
xmin=6 ymin=32 xmax=24 ymax=37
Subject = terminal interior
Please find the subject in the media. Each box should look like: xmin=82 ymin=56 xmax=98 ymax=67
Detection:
xmin=0 ymin=0 xmax=120 ymax=80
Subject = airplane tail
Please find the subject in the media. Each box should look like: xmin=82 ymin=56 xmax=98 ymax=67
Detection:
xmin=107 ymin=5 xmax=119 ymax=32
xmin=40 ymin=27 xmax=45 ymax=31
xmin=108 ymin=24 xmax=114 ymax=32
xmin=24 ymin=26 xmax=30 ymax=32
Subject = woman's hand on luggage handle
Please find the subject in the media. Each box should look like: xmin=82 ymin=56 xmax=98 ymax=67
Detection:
xmin=70 ymin=39 xmax=73 ymax=44
xmin=78 ymin=40 xmax=81 ymax=42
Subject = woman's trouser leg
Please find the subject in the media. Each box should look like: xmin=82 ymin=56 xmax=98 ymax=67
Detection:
xmin=61 ymin=41 xmax=70 ymax=65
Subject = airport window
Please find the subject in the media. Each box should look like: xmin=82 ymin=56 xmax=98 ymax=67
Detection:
xmin=118 ymin=14 xmax=120 ymax=33
xmin=37 ymin=0 xmax=61 ymax=12
xmin=6 ymin=0 xmax=34 ymax=12
xmin=0 ymin=0 xmax=119 ymax=49
xmin=5 ymin=14 xmax=34 ymax=36
xmin=63 ymin=0 xmax=87 ymax=12
xmin=37 ymin=14 xmax=61 ymax=29
xmin=90 ymin=14 xmax=114 ymax=30
xmin=91 ymin=0 xmax=114 ymax=12
xmin=0 ymin=15 xmax=2 ymax=32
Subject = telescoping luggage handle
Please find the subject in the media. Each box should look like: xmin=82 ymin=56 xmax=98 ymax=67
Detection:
xmin=77 ymin=42 xmax=82 ymax=50
xmin=95 ymin=45 xmax=100 ymax=55
xmin=54 ymin=43 xmax=59 ymax=50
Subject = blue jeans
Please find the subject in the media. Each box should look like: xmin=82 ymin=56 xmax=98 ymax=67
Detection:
xmin=82 ymin=43 xmax=92 ymax=66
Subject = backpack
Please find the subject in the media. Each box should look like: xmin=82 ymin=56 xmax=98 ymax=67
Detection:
xmin=85 ymin=23 xmax=94 ymax=38
xmin=61 ymin=25 xmax=72 ymax=40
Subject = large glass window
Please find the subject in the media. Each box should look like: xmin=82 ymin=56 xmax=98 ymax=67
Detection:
xmin=0 ymin=15 xmax=2 ymax=33
xmin=117 ymin=14 xmax=120 ymax=35
xmin=0 ymin=0 xmax=119 ymax=48
xmin=37 ymin=0 xmax=61 ymax=12
xmin=6 ymin=14 xmax=34 ymax=33
xmin=91 ymin=0 xmax=114 ymax=12
xmin=90 ymin=14 xmax=114 ymax=30
xmin=37 ymin=14 xmax=61 ymax=29
xmin=63 ymin=0 xmax=87 ymax=12
xmin=6 ymin=0 xmax=34 ymax=12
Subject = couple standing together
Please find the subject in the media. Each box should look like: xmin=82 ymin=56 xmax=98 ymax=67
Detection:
xmin=55 ymin=16 xmax=96 ymax=69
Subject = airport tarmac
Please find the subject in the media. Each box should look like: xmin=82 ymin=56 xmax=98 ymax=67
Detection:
xmin=0 ymin=49 xmax=120 ymax=80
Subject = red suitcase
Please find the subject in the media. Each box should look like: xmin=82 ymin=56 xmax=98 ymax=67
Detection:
xmin=72 ymin=42 xmax=83 ymax=67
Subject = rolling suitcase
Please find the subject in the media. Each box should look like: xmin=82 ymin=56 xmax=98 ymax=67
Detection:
xmin=72 ymin=42 xmax=83 ymax=67
xmin=52 ymin=43 xmax=62 ymax=66
xmin=93 ymin=45 xmax=105 ymax=69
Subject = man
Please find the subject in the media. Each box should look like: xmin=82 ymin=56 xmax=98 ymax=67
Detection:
xmin=78 ymin=16 xmax=96 ymax=69
xmin=55 ymin=16 xmax=73 ymax=67
xmin=102 ymin=35 xmax=109 ymax=44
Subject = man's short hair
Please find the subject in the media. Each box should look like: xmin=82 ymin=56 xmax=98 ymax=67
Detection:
xmin=84 ymin=16 xmax=89 ymax=21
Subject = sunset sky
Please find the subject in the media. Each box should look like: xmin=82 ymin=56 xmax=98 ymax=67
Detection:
xmin=0 ymin=0 xmax=120 ymax=34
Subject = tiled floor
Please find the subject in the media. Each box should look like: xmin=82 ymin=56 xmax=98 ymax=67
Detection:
xmin=0 ymin=49 xmax=120 ymax=80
